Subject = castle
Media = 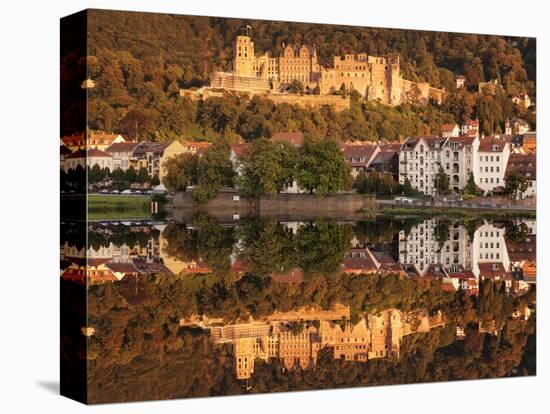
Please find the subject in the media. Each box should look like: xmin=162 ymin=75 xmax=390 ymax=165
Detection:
xmin=210 ymin=35 xmax=445 ymax=106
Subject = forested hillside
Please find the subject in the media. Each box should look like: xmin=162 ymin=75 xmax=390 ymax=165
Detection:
xmin=83 ymin=9 xmax=536 ymax=142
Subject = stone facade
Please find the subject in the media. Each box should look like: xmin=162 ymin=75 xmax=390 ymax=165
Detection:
xmin=210 ymin=35 xmax=444 ymax=106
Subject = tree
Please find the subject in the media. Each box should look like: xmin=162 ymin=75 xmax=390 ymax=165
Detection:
xmin=118 ymin=109 xmax=156 ymax=141
xmin=163 ymin=153 xmax=199 ymax=192
xmin=237 ymin=138 xmax=298 ymax=197
xmin=312 ymin=85 xmax=321 ymax=95
xmin=88 ymin=164 xmax=105 ymax=184
xmin=505 ymin=173 xmax=528 ymax=199
xmin=288 ymin=79 xmax=304 ymax=95
xmin=110 ymin=167 xmax=126 ymax=184
xmin=136 ymin=167 xmax=149 ymax=184
xmin=464 ymin=172 xmax=478 ymax=196
xmin=192 ymin=140 xmax=235 ymax=202
xmin=296 ymin=137 xmax=352 ymax=195
xmin=150 ymin=174 xmax=160 ymax=187
xmin=434 ymin=165 xmax=451 ymax=195
xmin=124 ymin=166 xmax=137 ymax=183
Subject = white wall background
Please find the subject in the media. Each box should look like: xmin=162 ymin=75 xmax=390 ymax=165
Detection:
xmin=0 ymin=0 xmax=546 ymax=412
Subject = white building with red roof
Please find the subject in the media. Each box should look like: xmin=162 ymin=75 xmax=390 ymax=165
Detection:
xmin=63 ymin=148 xmax=113 ymax=173
xmin=476 ymin=136 xmax=510 ymax=194
xmin=440 ymin=123 xmax=460 ymax=138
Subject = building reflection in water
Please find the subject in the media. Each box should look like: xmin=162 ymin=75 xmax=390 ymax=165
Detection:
xmin=60 ymin=218 xmax=536 ymax=293
xmin=179 ymin=305 xmax=445 ymax=380
xmin=60 ymin=217 xmax=536 ymax=382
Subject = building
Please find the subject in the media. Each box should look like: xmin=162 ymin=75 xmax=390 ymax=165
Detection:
xmin=505 ymin=153 xmax=536 ymax=199
xmin=523 ymin=132 xmax=536 ymax=153
xmin=511 ymin=93 xmax=532 ymax=109
xmin=398 ymin=136 xmax=447 ymax=196
xmin=210 ymin=34 xmax=444 ymax=106
xmin=63 ymin=148 xmax=113 ymax=173
xmin=61 ymin=130 xmax=126 ymax=152
xmin=441 ymin=135 xmax=479 ymax=193
xmin=508 ymin=118 xmax=531 ymax=134
xmin=476 ymin=136 xmax=510 ymax=194
xmin=181 ymin=141 xmax=212 ymax=155
xmin=441 ymin=123 xmax=460 ymax=138
xmin=105 ymin=141 xmax=140 ymax=171
xmin=461 ymin=119 xmax=479 ymax=137
xmin=131 ymin=140 xmax=186 ymax=184
xmin=341 ymin=143 xmax=380 ymax=178
xmin=399 ymin=219 xmax=443 ymax=276
xmin=368 ymin=149 xmax=399 ymax=180
xmin=478 ymin=79 xmax=503 ymax=95
xmin=472 ymin=222 xmax=510 ymax=280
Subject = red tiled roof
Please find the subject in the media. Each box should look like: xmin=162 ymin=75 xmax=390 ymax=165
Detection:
xmin=478 ymin=263 xmax=508 ymax=279
xmin=87 ymin=131 xmax=124 ymax=146
xmin=343 ymin=248 xmax=378 ymax=273
xmin=444 ymin=135 xmax=476 ymax=150
xmin=66 ymin=148 xmax=113 ymax=159
xmin=506 ymin=153 xmax=536 ymax=180
xmin=341 ymin=143 xmax=379 ymax=167
xmin=272 ymin=132 xmax=303 ymax=146
xmin=61 ymin=132 xmax=85 ymax=147
xmin=105 ymin=142 xmax=139 ymax=153
xmin=441 ymin=123 xmax=458 ymax=132
xmin=401 ymin=136 xmax=446 ymax=151
xmin=478 ymin=136 xmax=507 ymax=152
xmin=380 ymin=143 xmax=401 ymax=152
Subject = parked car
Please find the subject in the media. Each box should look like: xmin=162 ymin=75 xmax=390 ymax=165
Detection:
xmin=394 ymin=196 xmax=413 ymax=204
xmin=99 ymin=189 xmax=109 ymax=194
xmin=121 ymin=189 xmax=132 ymax=195
xmin=111 ymin=190 xmax=119 ymax=194
xmin=133 ymin=190 xmax=142 ymax=195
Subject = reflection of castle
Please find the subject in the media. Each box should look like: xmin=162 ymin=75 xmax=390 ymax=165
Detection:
xmin=209 ymin=35 xmax=444 ymax=106
xmin=182 ymin=306 xmax=443 ymax=380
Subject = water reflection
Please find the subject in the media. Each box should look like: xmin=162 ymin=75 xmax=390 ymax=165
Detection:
xmin=60 ymin=216 xmax=536 ymax=402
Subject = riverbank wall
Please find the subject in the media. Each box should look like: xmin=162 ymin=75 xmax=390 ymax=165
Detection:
xmin=170 ymin=191 xmax=375 ymax=222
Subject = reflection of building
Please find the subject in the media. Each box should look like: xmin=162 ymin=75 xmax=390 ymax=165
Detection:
xmin=190 ymin=306 xmax=442 ymax=380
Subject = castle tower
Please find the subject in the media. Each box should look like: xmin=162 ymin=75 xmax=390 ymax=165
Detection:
xmin=234 ymin=35 xmax=255 ymax=78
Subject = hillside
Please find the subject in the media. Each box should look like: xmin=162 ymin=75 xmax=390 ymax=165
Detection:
xmin=79 ymin=9 xmax=536 ymax=142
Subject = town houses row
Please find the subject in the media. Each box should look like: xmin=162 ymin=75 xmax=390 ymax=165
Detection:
xmin=60 ymin=118 xmax=536 ymax=197
xmin=61 ymin=218 xmax=536 ymax=295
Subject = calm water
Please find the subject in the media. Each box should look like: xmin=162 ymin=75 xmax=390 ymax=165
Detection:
xmin=60 ymin=215 xmax=536 ymax=403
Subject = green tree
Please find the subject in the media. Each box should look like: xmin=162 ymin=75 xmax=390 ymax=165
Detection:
xmin=150 ymin=174 xmax=160 ymax=187
xmin=505 ymin=173 xmax=528 ymax=199
xmin=136 ymin=167 xmax=149 ymax=184
xmin=464 ymin=172 xmax=478 ymax=196
xmin=192 ymin=141 xmax=235 ymax=202
xmin=163 ymin=153 xmax=199 ymax=192
xmin=434 ymin=165 xmax=451 ymax=195
xmin=124 ymin=166 xmax=137 ymax=183
xmin=296 ymin=137 xmax=352 ymax=195
xmin=237 ymin=138 xmax=298 ymax=196
xmin=88 ymin=164 xmax=104 ymax=184
xmin=110 ymin=167 xmax=126 ymax=184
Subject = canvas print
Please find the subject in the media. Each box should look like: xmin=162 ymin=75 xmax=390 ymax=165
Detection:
xmin=60 ymin=9 xmax=536 ymax=404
